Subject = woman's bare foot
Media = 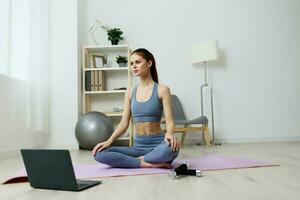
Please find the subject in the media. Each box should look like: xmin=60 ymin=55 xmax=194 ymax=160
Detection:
xmin=138 ymin=157 xmax=172 ymax=168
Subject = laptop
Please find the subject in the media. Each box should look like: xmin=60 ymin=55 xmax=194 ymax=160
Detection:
xmin=20 ymin=149 xmax=101 ymax=191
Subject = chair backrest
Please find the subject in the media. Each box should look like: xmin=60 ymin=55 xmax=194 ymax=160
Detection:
xmin=171 ymin=95 xmax=186 ymax=121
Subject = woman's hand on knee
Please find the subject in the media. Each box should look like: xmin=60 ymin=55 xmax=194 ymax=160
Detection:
xmin=164 ymin=134 xmax=180 ymax=152
xmin=92 ymin=139 xmax=113 ymax=156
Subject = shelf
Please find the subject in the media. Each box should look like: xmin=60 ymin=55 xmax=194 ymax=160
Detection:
xmin=84 ymin=67 xmax=128 ymax=71
xmin=112 ymin=137 xmax=130 ymax=146
xmin=83 ymin=44 xmax=129 ymax=52
xmin=84 ymin=90 xmax=126 ymax=95
xmin=117 ymin=137 xmax=130 ymax=141
xmin=104 ymin=112 xmax=123 ymax=117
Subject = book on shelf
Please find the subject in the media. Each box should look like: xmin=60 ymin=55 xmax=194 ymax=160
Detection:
xmin=85 ymin=71 xmax=91 ymax=91
xmin=91 ymin=71 xmax=95 ymax=91
xmin=98 ymin=71 xmax=105 ymax=90
xmin=85 ymin=71 xmax=106 ymax=92
xmin=94 ymin=71 xmax=98 ymax=91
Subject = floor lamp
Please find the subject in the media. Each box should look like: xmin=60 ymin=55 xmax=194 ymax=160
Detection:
xmin=189 ymin=40 xmax=219 ymax=145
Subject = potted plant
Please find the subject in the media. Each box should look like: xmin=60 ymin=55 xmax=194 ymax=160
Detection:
xmin=97 ymin=21 xmax=124 ymax=45
xmin=106 ymin=28 xmax=124 ymax=45
xmin=116 ymin=55 xmax=127 ymax=67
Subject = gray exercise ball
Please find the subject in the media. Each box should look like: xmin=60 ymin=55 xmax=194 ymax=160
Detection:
xmin=75 ymin=111 xmax=114 ymax=150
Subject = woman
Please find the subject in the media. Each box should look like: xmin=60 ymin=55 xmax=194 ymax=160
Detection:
xmin=93 ymin=48 xmax=180 ymax=168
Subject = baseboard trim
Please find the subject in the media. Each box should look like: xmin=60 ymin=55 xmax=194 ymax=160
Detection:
xmin=0 ymin=150 xmax=20 ymax=160
xmin=182 ymin=135 xmax=300 ymax=145
xmin=40 ymin=143 xmax=79 ymax=150
xmin=1 ymin=136 xmax=299 ymax=158
xmin=0 ymin=144 xmax=79 ymax=160
xmin=0 ymin=144 xmax=39 ymax=160
xmin=216 ymin=135 xmax=300 ymax=144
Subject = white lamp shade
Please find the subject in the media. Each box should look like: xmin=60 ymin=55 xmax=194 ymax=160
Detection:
xmin=189 ymin=40 xmax=219 ymax=64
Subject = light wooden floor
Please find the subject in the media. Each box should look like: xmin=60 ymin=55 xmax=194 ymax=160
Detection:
xmin=1 ymin=142 xmax=300 ymax=200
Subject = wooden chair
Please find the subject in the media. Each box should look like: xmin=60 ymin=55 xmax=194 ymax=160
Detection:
xmin=161 ymin=95 xmax=212 ymax=147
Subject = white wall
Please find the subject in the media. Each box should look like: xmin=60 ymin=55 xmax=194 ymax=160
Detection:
xmin=80 ymin=0 xmax=300 ymax=143
xmin=44 ymin=0 xmax=300 ymax=147
xmin=45 ymin=0 xmax=79 ymax=148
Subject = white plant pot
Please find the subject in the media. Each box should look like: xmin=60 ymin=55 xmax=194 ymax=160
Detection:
xmin=118 ymin=63 xmax=127 ymax=67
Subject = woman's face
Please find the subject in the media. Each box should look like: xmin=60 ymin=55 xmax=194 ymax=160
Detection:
xmin=130 ymin=53 xmax=151 ymax=77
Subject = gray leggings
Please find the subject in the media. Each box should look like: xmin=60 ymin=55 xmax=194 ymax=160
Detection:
xmin=94 ymin=133 xmax=179 ymax=168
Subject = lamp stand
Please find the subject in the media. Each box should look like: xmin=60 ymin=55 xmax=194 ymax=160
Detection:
xmin=200 ymin=62 xmax=218 ymax=145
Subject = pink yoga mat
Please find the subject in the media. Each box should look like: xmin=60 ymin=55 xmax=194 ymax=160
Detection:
xmin=2 ymin=154 xmax=279 ymax=184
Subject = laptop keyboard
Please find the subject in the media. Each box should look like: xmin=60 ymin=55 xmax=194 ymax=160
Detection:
xmin=77 ymin=180 xmax=93 ymax=189
xmin=78 ymin=183 xmax=88 ymax=186
xmin=77 ymin=179 xmax=101 ymax=190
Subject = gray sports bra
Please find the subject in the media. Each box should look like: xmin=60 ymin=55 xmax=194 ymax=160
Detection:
xmin=131 ymin=83 xmax=163 ymax=122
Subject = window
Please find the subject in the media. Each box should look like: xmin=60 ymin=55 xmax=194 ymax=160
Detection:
xmin=0 ymin=0 xmax=30 ymax=81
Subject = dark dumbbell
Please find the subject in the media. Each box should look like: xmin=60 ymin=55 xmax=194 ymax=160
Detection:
xmin=169 ymin=163 xmax=202 ymax=179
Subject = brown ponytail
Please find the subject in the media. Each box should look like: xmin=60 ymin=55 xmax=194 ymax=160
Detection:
xmin=131 ymin=48 xmax=159 ymax=83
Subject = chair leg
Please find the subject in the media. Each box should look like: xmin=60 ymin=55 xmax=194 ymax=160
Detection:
xmin=203 ymin=124 xmax=212 ymax=147
xmin=180 ymin=131 xmax=187 ymax=146
xmin=180 ymin=125 xmax=188 ymax=146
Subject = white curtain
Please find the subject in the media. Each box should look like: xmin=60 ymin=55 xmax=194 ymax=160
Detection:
xmin=0 ymin=0 xmax=10 ymax=75
xmin=0 ymin=0 xmax=50 ymax=150
xmin=26 ymin=0 xmax=50 ymax=136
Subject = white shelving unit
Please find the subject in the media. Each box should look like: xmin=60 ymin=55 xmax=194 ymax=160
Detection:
xmin=84 ymin=67 xmax=128 ymax=71
xmin=84 ymin=90 xmax=126 ymax=95
xmin=81 ymin=44 xmax=133 ymax=146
